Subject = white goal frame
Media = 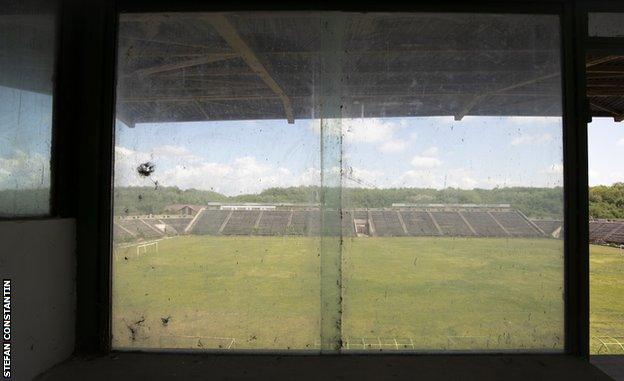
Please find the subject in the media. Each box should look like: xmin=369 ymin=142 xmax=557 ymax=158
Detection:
xmin=136 ymin=241 xmax=159 ymax=256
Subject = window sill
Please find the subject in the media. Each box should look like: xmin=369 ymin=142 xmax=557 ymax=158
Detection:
xmin=37 ymin=353 xmax=610 ymax=381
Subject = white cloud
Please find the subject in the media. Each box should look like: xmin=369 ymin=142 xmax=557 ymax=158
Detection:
xmin=115 ymin=146 xmax=135 ymax=157
xmin=0 ymin=150 xmax=50 ymax=190
xmin=151 ymin=145 xmax=201 ymax=162
xmin=114 ymin=144 xmax=200 ymax=165
xmin=409 ymin=147 xmax=442 ymax=169
xmin=114 ymin=145 xmax=320 ymax=196
xmin=161 ymin=156 xmax=320 ymax=195
xmin=588 ymin=169 xmax=600 ymax=185
xmin=342 ymin=118 xmax=396 ymax=144
xmin=378 ymin=139 xmax=408 ymax=153
xmin=444 ymin=168 xmax=479 ymax=189
xmin=422 ymin=146 xmax=439 ymax=157
xmin=540 ymin=163 xmax=563 ymax=175
xmin=395 ymin=167 xmax=479 ymax=189
xmin=479 ymin=176 xmax=526 ymax=189
xmin=510 ymin=133 xmax=553 ymax=146
xmin=342 ymin=165 xmax=385 ymax=188
xmin=397 ymin=169 xmax=440 ymax=188
xmin=409 ymin=146 xmax=442 ymax=169
xmin=588 ymin=168 xmax=624 ymax=186
xmin=505 ymin=116 xmax=562 ymax=126
xmin=410 ymin=156 xmax=442 ymax=168
xmin=310 ymin=118 xmax=409 ymax=154
xmin=617 ymin=138 xmax=624 ymax=147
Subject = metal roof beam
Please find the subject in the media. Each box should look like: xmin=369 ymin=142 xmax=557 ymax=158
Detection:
xmin=454 ymin=72 xmax=559 ymax=121
xmin=135 ymin=53 xmax=239 ymax=76
xmin=207 ymin=14 xmax=295 ymax=124
xmin=590 ymin=101 xmax=624 ymax=122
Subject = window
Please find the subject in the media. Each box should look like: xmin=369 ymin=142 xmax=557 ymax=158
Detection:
xmin=112 ymin=12 xmax=564 ymax=353
xmin=587 ymin=51 xmax=624 ymax=356
xmin=0 ymin=2 xmax=56 ymax=217
xmin=588 ymin=117 xmax=624 ymax=355
xmin=588 ymin=12 xmax=624 ymax=37
xmin=112 ymin=12 xmax=322 ymax=350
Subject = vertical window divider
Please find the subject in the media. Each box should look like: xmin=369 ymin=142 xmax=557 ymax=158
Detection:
xmin=319 ymin=12 xmax=346 ymax=353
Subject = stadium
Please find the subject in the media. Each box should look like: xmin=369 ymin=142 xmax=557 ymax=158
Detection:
xmin=113 ymin=203 xmax=563 ymax=240
xmin=96 ymin=9 xmax=623 ymax=360
xmin=8 ymin=3 xmax=624 ymax=379
xmin=110 ymin=200 xmax=624 ymax=354
xmin=590 ymin=219 xmax=624 ymax=246
xmin=111 ymin=201 xmax=573 ymax=351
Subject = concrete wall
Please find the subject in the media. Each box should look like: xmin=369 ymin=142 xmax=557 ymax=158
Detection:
xmin=0 ymin=219 xmax=76 ymax=381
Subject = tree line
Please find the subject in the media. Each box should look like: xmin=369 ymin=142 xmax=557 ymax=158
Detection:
xmin=0 ymin=183 xmax=624 ymax=219
xmin=589 ymin=183 xmax=624 ymax=219
xmin=112 ymin=185 xmax=566 ymax=219
xmin=5 ymin=184 xmax=624 ymax=219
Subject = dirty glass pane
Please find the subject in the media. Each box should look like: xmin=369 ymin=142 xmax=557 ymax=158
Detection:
xmin=588 ymin=12 xmax=624 ymax=37
xmin=338 ymin=13 xmax=564 ymax=352
xmin=111 ymin=11 xmax=564 ymax=353
xmin=0 ymin=2 xmax=55 ymax=217
xmin=111 ymin=12 xmax=322 ymax=351
xmin=588 ymin=117 xmax=624 ymax=355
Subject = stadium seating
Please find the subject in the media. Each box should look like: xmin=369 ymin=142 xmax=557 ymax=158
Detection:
xmin=256 ymin=211 xmax=290 ymax=235
xmin=370 ymin=210 xmax=406 ymax=236
xmin=590 ymin=220 xmax=624 ymax=245
xmin=116 ymin=218 xmax=162 ymax=239
xmin=342 ymin=210 xmax=356 ymax=236
xmin=322 ymin=210 xmax=342 ymax=236
xmin=192 ymin=210 xmax=230 ymax=235
xmin=112 ymin=209 xmax=624 ymax=244
xmin=162 ymin=217 xmax=193 ymax=234
xmin=116 ymin=206 xmax=572 ymax=240
xmin=462 ymin=211 xmax=506 ymax=237
xmin=489 ymin=211 xmax=540 ymax=237
xmin=114 ymin=217 xmax=190 ymax=240
xmin=287 ymin=211 xmax=307 ymax=235
xmin=113 ymin=222 xmax=135 ymax=241
xmin=532 ymin=220 xmax=563 ymax=236
xmin=284 ymin=210 xmax=320 ymax=236
xmin=429 ymin=211 xmax=475 ymax=236
xmin=606 ymin=224 xmax=624 ymax=244
xmin=221 ymin=210 xmax=261 ymax=235
xmin=139 ymin=218 xmax=175 ymax=235
xmin=400 ymin=211 xmax=440 ymax=236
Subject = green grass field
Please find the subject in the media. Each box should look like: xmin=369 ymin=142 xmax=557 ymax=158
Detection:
xmin=590 ymin=244 xmax=624 ymax=354
xmin=111 ymin=236 xmax=623 ymax=353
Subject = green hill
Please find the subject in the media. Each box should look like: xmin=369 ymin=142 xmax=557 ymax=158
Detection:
xmin=5 ymin=183 xmax=624 ymax=220
xmin=112 ymin=185 xmax=565 ymax=219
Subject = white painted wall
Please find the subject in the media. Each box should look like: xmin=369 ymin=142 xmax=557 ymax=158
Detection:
xmin=0 ymin=219 xmax=76 ymax=381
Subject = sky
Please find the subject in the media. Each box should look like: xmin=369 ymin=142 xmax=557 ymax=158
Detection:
xmin=1 ymin=87 xmax=623 ymax=196
xmin=113 ymin=115 xmax=567 ymax=196
xmin=0 ymin=86 xmax=52 ymax=191
xmin=588 ymin=117 xmax=624 ymax=187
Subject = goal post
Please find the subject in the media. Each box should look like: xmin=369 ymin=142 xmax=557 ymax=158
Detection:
xmin=136 ymin=241 xmax=159 ymax=256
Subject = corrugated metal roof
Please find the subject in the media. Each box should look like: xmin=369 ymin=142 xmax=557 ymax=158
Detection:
xmin=115 ymin=12 xmax=563 ymax=126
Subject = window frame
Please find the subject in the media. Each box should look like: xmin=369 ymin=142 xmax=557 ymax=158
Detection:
xmin=68 ymin=0 xmax=593 ymax=359
xmin=0 ymin=0 xmax=64 ymax=221
xmin=577 ymin=0 xmax=624 ymax=358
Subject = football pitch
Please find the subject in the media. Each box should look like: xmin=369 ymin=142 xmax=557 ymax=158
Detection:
xmin=111 ymin=236 xmax=622 ymax=354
